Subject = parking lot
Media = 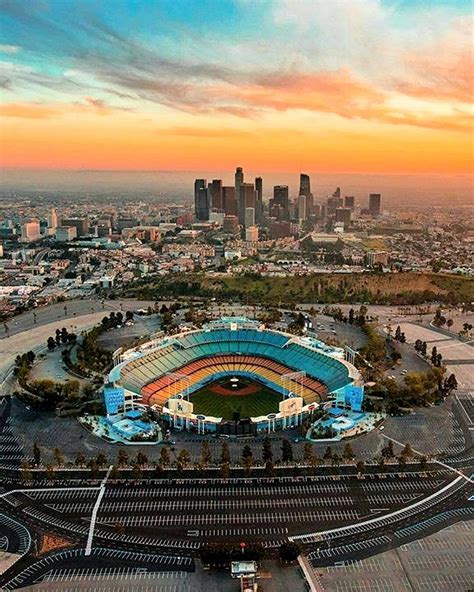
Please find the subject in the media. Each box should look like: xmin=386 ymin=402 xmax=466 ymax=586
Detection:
xmin=317 ymin=520 xmax=474 ymax=592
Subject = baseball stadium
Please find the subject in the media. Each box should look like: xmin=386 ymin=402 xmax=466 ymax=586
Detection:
xmin=104 ymin=318 xmax=363 ymax=435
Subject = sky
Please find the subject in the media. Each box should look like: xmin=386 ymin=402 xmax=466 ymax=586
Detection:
xmin=0 ymin=0 xmax=473 ymax=175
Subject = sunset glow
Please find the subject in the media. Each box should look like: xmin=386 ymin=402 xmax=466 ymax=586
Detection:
xmin=1 ymin=0 xmax=473 ymax=174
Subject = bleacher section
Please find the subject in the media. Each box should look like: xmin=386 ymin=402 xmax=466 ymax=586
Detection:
xmin=113 ymin=327 xmax=352 ymax=410
xmin=141 ymin=354 xmax=328 ymax=407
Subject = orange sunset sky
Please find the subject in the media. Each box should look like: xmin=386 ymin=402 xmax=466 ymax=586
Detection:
xmin=0 ymin=0 xmax=473 ymax=174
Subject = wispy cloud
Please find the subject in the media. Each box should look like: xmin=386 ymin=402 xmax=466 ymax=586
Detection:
xmin=0 ymin=0 xmax=472 ymax=135
xmin=0 ymin=43 xmax=20 ymax=54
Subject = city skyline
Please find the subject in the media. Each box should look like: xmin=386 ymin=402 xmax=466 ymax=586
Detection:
xmin=1 ymin=0 xmax=473 ymax=176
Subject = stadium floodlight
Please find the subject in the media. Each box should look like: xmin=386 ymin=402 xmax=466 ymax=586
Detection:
xmin=282 ymin=371 xmax=306 ymax=400
xmin=164 ymin=372 xmax=191 ymax=402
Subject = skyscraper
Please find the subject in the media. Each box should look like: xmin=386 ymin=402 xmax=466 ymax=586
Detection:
xmin=369 ymin=193 xmax=381 ymax=216
xmin=299 ymin=173 xmax=313 ymax=212
xmin=208 ymin=179 xmax=223 ymax=211
xmin=222 ymin=186 xmax=236 ymax=215
xmin=47 ymin=208 xmax=58 ymax=230
xmin=235 ymin=167 xmax=244 ymax=199
xmin=344 ymin=195 xmax=355 ymax=210
xmin=255 ymin=177 xmax=263 ymax=223
xmin=238 ymin=183 xmax=256 ymax=225
xmin=298 ymin=194 xmax=307 ymax=224
xmin=335 ymin=207 xmax=351 ymax=229
xmin=271 ymin=185 xmax=290 ymax=221
xmin=245 ymin=207 xmax=255 ymax=228
xmin=194 ymin=179 xmax=209 ymax=221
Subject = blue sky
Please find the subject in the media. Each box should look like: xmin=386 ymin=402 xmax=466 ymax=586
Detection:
xmin=1 ymin=0 xmax=472 ymax=172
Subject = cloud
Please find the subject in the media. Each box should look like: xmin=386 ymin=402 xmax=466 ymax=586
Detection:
xmin=0 ymin=44 xmax=20 ymax=54
xmin=1 ymin=0 xmax=472 ymax=134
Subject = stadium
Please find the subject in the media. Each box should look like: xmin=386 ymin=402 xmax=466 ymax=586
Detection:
xmin=104 ymin=317 xmax=364 ymax=435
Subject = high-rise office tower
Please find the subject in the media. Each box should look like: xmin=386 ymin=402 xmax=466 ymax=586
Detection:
xmin=244 ymin=207 xmax=255 ymax=228
xmin=235 ymin=167 xmax=244 ymax=199
xmin=238 ymin=183 xmax=256 ymax=225
xmin=299 ymin=173 xmax=311 ymax=197
xmin=299 ymin=173 xmax=313 ymax=212
xmin=255 ymin=177 xmax=263 ymax=223
xmin=335 ymin=207 xmax=351 ymax=229
xmin=271 ymin=185 xmax=290 ymax=221
xmin=194 ymin=179 xmax=209 ymax=221
xmin=61 ymin=217 xmax=89 ymax=237
xmin=298 ymin=194 xmax=307 ymax=224
xmin=369 ymin=193 xmax=381 ymax=216
xmin=47 ymin=208 xmax=58 ymax=230
xmin=21 ymin=220 xmax=41 ymax=242
xmin=222 ymin=186 xmax=236 ymax=215
xmin=208 ymin=179 xmax=223 ymax=211
xmin=344 ymin=195 xmax=355 ymax=210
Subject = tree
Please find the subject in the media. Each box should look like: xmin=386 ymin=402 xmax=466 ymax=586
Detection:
xmin=431 ymin=346 xmax=438 ymax=365
xmin=356 ymin=460 xmax=366 ymax=476
xmin=109 ymin=465 xmax=119 ymax=480
xmin=159 ymin=447 xmax=171 ymax=468
xmin=96 ymin=453 xmax=108 ymax=469
xmin=323 ymin=446 xmax=333 ymax=462
xmin=241 ymin=445 xmax=253 ymax=476
xmin=200 ymin=441 xmax=212 ymax=468
xmin=348 ymin=308 xmax=354 ymax=325
xmin=74 ymin=451 xmax=86 ymax=467
xmin=303 ymin=442 xmax=314 ymax=465
xmin=265 ymin=460 xmax=274 ymax=477
xmin=281 ymin=439 xmax=293 ymax=463
xmin=114 ymin=521 xmax=125 ymax=535
xmin=131 ymin=463 xmax=143 ymax=480
xmin=135 ymin=451 xmax=148 ymax=467
xmin=45 ymin=463 xmax=55 ymax=481
xmin=381 ymin=440 xmax=394 ymax=459
xmin=53 ymin=447 xmax=64 ymax=467
xmin=33 ymin=442 xmax=41 ymax=467
xmin=398 ymin=454 xmax=407 ymax=473
xmin=401 ymin=442 xmax=413 ymax=459
xmin=47 ymin=336 xmax=56 ymax=351
xmin=117 ymin=448 xmax=129 ymax=467
xmin=220 ymin=462 xmax=230 ymax=480
xmin=419 ymin=456 xmax=428 ymax=472
xmin=125 ymin=310 xmax=134 ymax=322
xmin=177 ymin=449 xmax=191 ymax=470
xmin=278 ymin=541 xmax=301 ymax=563
xmin=220 ymin=441 xmax=231 ymax=465
xmin=343 ymin=442 xmax=354 ymax=462
xmin=262 ymin=436 xmax=273 ymax=463
xmin=60 ymin=327 xmax=69 ymax=344
xmin=443 ymin=373 xmax=458 ymax=394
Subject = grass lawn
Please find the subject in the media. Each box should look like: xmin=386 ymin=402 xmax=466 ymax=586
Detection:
xmin=191 ymin=388 xmax=282 ymax=420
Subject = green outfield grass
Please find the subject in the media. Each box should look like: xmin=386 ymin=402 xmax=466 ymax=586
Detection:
xmin=191 ymin=387 xmax=281 ymax=420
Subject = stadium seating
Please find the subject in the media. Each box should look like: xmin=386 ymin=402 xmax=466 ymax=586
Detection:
xmin=115 ymin=327 xmax=352 ymax=409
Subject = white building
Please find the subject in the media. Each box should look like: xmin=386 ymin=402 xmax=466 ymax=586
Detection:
xmin=21 ymin=220 xmax=41 ymax=242
xmin=245 ymin=226 xmax=259 ymax=243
